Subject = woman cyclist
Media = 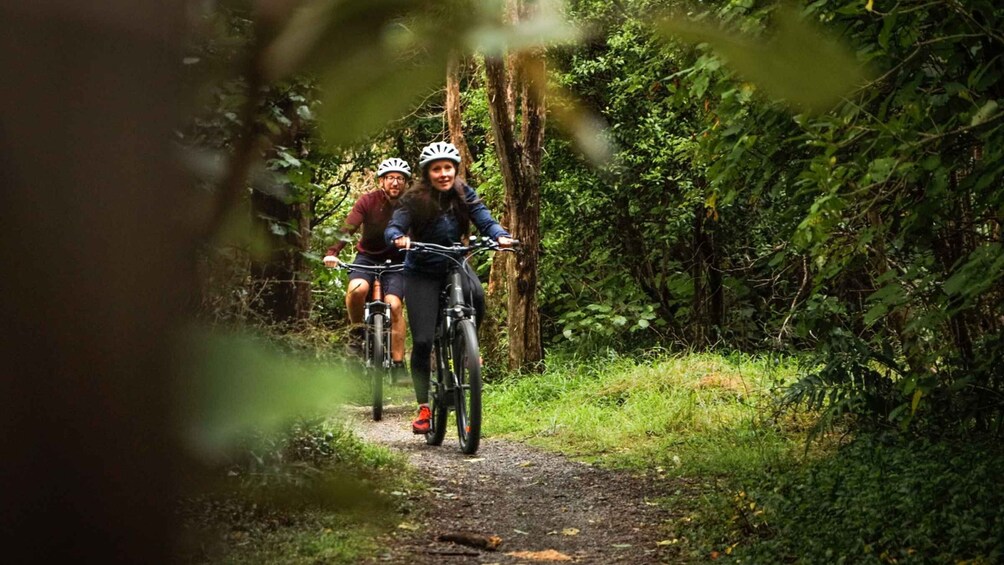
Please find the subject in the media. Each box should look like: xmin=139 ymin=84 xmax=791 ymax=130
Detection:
xmin=384 ymin=142 xmax=512 ymax=435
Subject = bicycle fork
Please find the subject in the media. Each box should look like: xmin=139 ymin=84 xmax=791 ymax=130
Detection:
xmin=435 ymin=269 xmax=471 ymax=405
xmin=364 ymin=277 xmax=389 ymax=369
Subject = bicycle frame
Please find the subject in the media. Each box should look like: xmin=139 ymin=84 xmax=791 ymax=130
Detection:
xmin=415 ymin=241 xmax=486 ymax=386
xmin=432 ymin=266 xmax=473 ymax=395
xmin=440 ymin=266 xmax=475 ymax=343
xmin=341 ymin=261 xmax=402 ymax=366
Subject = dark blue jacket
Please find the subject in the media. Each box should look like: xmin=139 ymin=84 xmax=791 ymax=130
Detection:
xmin=385 ymin=183 xmax=510 ymax=275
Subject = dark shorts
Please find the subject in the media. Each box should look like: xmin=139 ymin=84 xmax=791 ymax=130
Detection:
xmin=348 ymin=253 xmax=405 ymax=299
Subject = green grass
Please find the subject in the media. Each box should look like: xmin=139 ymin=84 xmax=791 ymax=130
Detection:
xmin=174 ymin=328 xmax=427 ymax=564
xmin=484 ymin=351 xmax=804 ymax=477
xmin=182 ymin=510 xmax=393 ymax=565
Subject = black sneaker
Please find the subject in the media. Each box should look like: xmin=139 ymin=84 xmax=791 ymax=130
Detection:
xmin=390 ymin=361 xmax=408 ymax=384
xmin=345 ymin=326 xmax=365 ymax=357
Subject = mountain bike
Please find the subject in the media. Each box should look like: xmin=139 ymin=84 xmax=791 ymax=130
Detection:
xmin=336 ymin=260 xmax=404 ymax=421
xmin=408 ymin=237 xmax=518 ymax=454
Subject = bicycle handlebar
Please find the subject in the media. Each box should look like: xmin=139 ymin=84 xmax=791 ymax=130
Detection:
xmin=327 ymin=259 xmax=405 ymax=273
xmin=407 ymin=236 xmax=521 ymax=256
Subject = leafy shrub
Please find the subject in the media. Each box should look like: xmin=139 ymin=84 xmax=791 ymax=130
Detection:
xmin=731 ymin=434 xmax=1004 ymax=564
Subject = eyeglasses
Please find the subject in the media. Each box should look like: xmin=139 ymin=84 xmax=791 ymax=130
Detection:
xmin=384 ymin=176 xmax=406 ymax=184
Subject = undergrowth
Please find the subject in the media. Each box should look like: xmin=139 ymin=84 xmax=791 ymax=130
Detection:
xmin=176 ymin=326 xmax=418 ymax=564
xmin=729 ymin=433 xmax=1004 ymax=564
xmin=177 ymin=417 xmax=418 ymax=564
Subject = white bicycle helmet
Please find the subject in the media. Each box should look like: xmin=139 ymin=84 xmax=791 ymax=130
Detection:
xmin=377 ymin=157 xmax=411 ymax=178
xmin=418 ymin=141 xmax=461 ymax=168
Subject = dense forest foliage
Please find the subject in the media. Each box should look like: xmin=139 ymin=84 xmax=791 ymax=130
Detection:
xmin=532 ymin=0 xmax=1002 ymax=436
xmin=193 ymin=0 xmax=1003 ymax=437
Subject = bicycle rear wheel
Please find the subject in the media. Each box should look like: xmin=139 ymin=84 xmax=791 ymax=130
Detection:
xmin=425 ymin=343 xmax=448 ymax=446
xmin=452 ymin=319 xmax=481 ymax=454
xmin=370 ymin=314 xmax=384 ymax=421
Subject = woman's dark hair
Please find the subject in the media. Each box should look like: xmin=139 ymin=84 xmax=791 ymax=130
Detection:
xmin=401 ymin=168 xmax=473 ymax=236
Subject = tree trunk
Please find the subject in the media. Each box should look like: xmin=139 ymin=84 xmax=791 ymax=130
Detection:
xmin=505 ymin=159 xmax=543 ymax=369
xmin=484 ymin=0 xmax=545 ymax=370
xmin=483 ymin=208 xmax=512 ymax=368
xmin=696 ymin=200 xmax=723 ymax=344
xmin=447 ymin=52 xmax=510 ymax=366
xmin=249 ymin=99 xmax=312 ymax=327
xmin=868 ymin=209 xmax=925 ymax=375
xmin=692 ymin=204 xmax=708 ymax=346
xmin=250 ymin=191 xmax=312 ymax=326
xmin=707 ymin=218 xmax=724 ymax=339
xmin=446 ymin=54 xmax=476 ymax=182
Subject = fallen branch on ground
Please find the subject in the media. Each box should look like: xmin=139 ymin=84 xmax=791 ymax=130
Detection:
xmin=436 ymin=532 xmax=503 ymax=551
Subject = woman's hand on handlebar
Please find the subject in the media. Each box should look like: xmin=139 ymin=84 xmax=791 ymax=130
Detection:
xmin=323 ymin=255 xmax=340 ymax=268
xmin=394 ymin=236 xmax=411 ymax=250
xmin=496 ymin=236 xmax=522 ymax=250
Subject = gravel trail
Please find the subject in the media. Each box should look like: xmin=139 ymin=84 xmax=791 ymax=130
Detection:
xmin=349 ymin=404 xmax=678 ymax=564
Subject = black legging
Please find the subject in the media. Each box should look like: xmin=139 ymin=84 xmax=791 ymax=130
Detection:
xmin=406 ymin=264 xmax=485 ymax=404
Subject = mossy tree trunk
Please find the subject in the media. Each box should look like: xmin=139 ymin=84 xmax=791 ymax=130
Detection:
xmin=484 ymin=0 xmax=545 ymax=370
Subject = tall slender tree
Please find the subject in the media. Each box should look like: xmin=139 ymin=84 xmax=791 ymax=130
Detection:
xmin=446 ymin=54 xmax=476 ymax=182
xmin=447 ymin=54 xmax=508 ymax=366
xmin=250 ymin=92 xmax=313 ymax=326
xmin=484 ymin=0 xmax=545 ymax=369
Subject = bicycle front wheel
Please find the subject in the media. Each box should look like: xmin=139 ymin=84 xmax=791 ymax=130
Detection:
xmin=370 ymin=314 xmax=384 ymax=421
xmin=452 ymin=319 xmax=482 ymax=454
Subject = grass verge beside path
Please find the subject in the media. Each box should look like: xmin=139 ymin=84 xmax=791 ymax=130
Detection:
xmin=485 ymin=352 xmax=804 ymax=477
xmin=176 ymin=418 xmax=419 ymax=564
xmin=483 ymin=351 xmax=1004 ymax=564
xmin=174 ymin=328 xmax=425 ymax=564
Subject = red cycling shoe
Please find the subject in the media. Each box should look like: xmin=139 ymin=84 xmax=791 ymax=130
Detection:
xmin=412 ymin=404 xmax=432 ymax=434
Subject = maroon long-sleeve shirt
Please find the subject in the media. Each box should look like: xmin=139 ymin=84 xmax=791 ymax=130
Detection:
xmin=325 ymin=189 xmax=404 ymax=262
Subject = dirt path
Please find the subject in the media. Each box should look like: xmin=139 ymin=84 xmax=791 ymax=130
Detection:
xmin=349 ymin=404 xmax=678 ymax=564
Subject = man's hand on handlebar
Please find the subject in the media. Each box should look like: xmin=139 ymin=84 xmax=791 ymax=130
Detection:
xmin=497 ymin=236 xmax=513 ymax=248
xmin=394 ymin=236 xmax=411 ymax=250
xmin=323 ymin=255 xmax=341 ymax=268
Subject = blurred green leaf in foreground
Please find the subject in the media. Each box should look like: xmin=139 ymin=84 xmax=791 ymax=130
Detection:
xmin=658 ymin=5 xmax=871 ymax=112
xmin=264 ymin=0 xmax=590 ymax=149
xmin=178 ymin=329 xmax=355 ymax=459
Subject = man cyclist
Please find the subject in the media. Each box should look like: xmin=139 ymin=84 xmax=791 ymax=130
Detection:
xmin=323 ymin=158 xmax=410 ymax=378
